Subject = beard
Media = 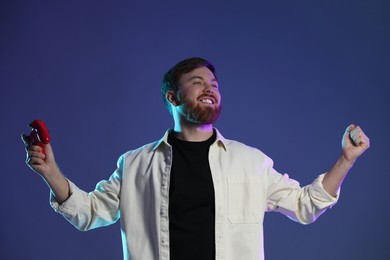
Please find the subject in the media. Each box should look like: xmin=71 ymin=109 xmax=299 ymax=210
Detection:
xmin=180 ymin=99 xmax=222 ymax=124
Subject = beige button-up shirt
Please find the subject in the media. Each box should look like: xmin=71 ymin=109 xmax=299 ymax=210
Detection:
xmin=51 ymin=129 xmax=339 ymax=260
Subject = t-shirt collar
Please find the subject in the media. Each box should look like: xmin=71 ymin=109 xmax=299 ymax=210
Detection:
xmin=153 ymin=128 xmax=227 ymax=151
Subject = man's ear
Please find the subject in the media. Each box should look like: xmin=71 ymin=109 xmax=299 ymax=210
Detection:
xmin=166 ymin=90 xmax=179 ymax=106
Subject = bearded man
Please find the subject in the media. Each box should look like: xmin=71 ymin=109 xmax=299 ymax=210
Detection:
xmin=23 ymin=57 xmax=370 ymax=260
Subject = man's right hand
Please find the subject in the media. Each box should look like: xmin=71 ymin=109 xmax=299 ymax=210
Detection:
xmin=21 ymin=134 xmax=70 ymax=204
xmin=22 ymin=134 xmax=59 ymax=177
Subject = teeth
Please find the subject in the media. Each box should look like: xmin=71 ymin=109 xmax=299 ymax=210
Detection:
xmin=201 ymin=99 xmax=213 ymax=104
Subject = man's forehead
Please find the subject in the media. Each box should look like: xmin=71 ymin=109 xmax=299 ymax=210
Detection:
xmin=181 ymin=67 xmax=217 ymax=81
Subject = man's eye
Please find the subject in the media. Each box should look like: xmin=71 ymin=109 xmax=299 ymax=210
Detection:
xmin=193 ymin=81 xmax=202 ymax=85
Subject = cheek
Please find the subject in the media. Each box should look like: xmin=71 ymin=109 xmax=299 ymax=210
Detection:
xmin=216 ymin=91 xmax=222 ymax=104
xmin=181 ymin=89 xmax=200 ymax=101
xmin=177 ymin=92 xmax=194 ymax=106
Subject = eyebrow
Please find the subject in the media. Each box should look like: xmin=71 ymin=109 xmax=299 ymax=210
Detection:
xmin=188 ymin=76 xmax=218 ymax=83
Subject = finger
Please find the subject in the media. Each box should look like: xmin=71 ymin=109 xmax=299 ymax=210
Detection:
xmin=350 ymin=125 xmax=361 ymax=135
xmin=343 ymin=124 xmax=354 ymax=139
xmin=346 ymin=124 xmax=356 ymax=133
xmin=26 ymin=156 xmax=45 ymax=166
xmin=343 ymin=124 xmax=355 ymax=144
xmin=350 ymin=127 xmax=370 ymax=148
xmin=27 ymin=150 xmax=46 ymax=160
xmin=360 ymin=139 xmax=370 ymax=149
xmin=358 ymin=133 xmax=370 ymax=149
xmin=351 ymin=135 xmax=363 ymax=146
xmin=25 ymin=145 xmax=42 ymax=153
xmin=350 ymin=126 xmax=363 ymax=141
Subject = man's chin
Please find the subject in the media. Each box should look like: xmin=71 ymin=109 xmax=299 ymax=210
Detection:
xmin=186 ymin=105 xmax=221 ymax=125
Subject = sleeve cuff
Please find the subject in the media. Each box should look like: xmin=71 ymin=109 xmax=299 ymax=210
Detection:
xmin=50 ymin=179 xmax=81 ymax=217
xmin=309 ymin=173 xmax=340 ymax=209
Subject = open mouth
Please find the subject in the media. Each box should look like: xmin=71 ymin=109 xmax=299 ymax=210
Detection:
xmin=200 ymin=98 xmax=214 ymax=104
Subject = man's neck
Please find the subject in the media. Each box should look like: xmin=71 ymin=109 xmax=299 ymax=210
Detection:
xmin=173 ymin=121 xmax=214 ymax=142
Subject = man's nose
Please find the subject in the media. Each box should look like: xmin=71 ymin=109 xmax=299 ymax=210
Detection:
xmin=204 ymin=84 xmax=214 ymax=94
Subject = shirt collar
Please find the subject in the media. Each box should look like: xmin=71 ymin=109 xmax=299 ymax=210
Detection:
xmin=152 ymin=128 xmax=227 ymax=151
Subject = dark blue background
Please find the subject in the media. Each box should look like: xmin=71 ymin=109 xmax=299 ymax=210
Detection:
xmin=1 ymin=0 xmax=389 ymax=259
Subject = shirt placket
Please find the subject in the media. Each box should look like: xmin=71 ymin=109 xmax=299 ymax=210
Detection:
xmin=159 ymin=146 xmax=172 ymax=260
xmin=209 ymin=144 xmax=225 ymax=260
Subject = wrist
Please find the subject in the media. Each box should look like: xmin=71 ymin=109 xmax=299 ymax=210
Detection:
xmin=339 ymin=153 xmax=355 ymax=168
xmin=41 ymin=164 xmax=61 ymax=180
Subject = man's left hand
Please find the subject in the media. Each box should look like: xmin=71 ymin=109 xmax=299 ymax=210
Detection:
xmin=342 ymin=124 xmax=370 ymax=163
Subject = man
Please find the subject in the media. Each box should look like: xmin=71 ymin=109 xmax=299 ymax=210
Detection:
xmin=23 ymin=57 xmax=370 ymax=260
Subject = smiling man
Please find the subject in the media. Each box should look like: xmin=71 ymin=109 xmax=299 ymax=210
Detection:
xmin=23 ymin=57 xmax=370 ymax=260
xmin=164 ymin=63 xmax=221 ymax=136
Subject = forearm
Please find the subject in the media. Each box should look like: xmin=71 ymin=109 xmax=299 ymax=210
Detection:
xmin=41 ymin=167 xmax=70 ymax=204
xmin=322 ymin=155 xmax=354 ymax=196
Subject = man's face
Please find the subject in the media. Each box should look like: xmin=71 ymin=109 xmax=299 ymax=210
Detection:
xmin=175 ymin=66 xmax=221 ymax=124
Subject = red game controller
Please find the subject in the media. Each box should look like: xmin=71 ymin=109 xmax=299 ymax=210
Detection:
xmin=26 ymin=120 xmax=51 ymax=154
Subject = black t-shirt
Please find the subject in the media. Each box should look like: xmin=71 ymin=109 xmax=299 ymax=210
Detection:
xmin=168 ymin=131 xmax=216 ymax=260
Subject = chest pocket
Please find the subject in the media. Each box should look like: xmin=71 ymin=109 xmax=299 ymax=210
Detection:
xmin=227 ymin=176 xmax=265 ymax=224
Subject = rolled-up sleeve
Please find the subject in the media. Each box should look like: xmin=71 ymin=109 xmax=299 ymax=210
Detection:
xmin=50 ymin=156 xmax=123 ymax=231
xmin=267 ymin=171 xmax=340 ymax=225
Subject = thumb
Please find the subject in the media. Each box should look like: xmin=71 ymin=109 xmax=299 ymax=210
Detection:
xmin=43 ymin=143 xmax=56 ymax=162
xmin=342 ymin=124 xmax=355 ymax=146
xmin=346 ymin=124 xmax=356 ymax=133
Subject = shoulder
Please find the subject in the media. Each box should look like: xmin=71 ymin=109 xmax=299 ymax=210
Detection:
xmin=120 ymin=130 xmax=171 ymax=159
xmin=216 ymin=129 xmax=268 ymax=157
xmin=112 ymin=140 xmax=163 ymax=172
xmin=222 ymin=138 xmax=274 ymax=165
xmin=224 ymin=138 xmax=264 ymax=155
xmin=121 ymin=140 xmax=160 ymax=160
